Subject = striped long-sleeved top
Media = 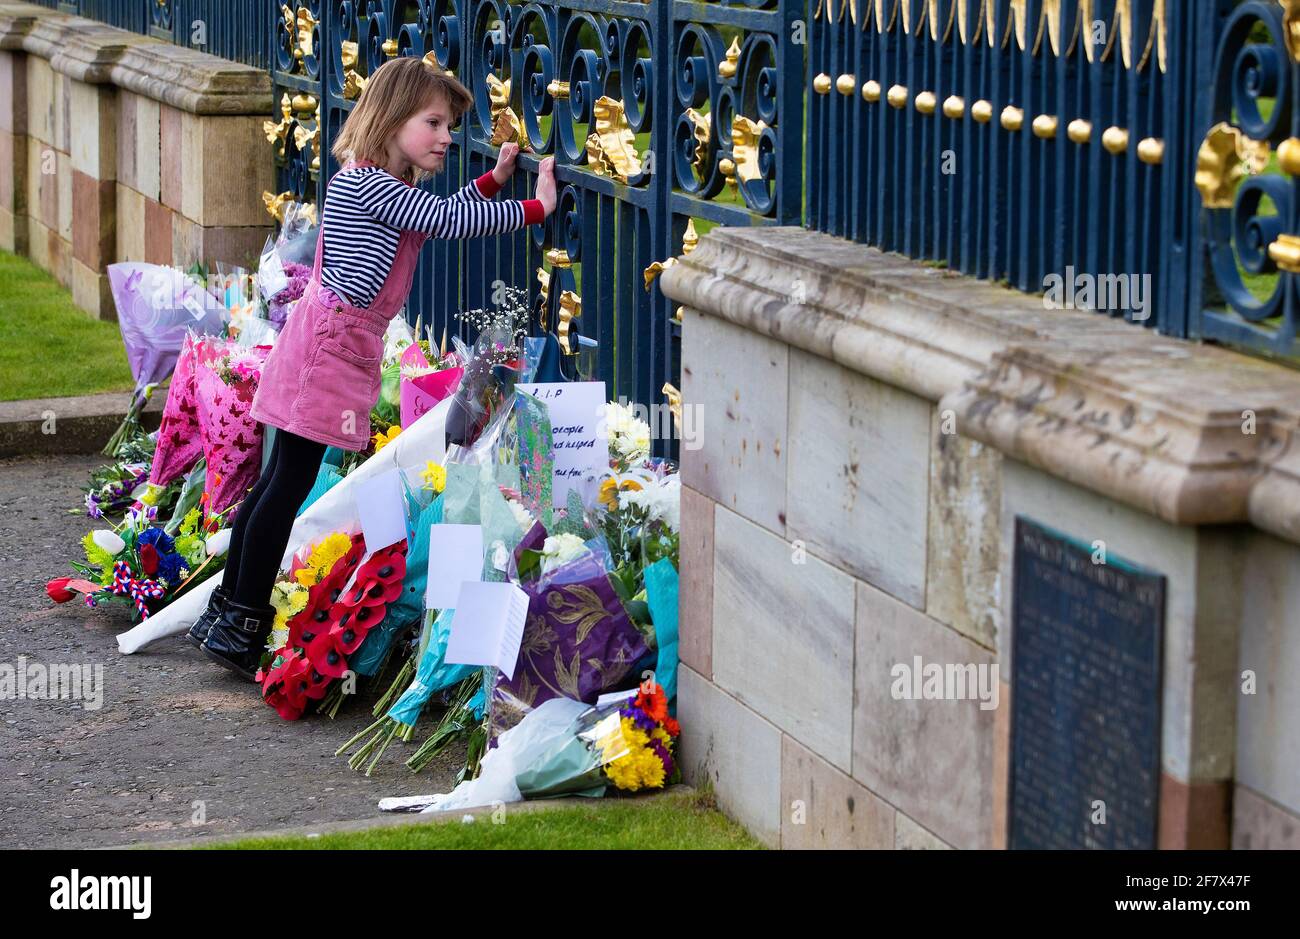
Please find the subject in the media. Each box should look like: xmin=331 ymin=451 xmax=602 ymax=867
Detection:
xmin=319 ymin=165 xmax=545 ymax=308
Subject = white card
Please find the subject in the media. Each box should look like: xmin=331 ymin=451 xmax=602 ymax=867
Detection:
xmin=516 ymin=381 xmax=607 ymax=506
xmin=595 ymin=688 xmax=638 ymax=708
xmin=425 ymin=524 xmax=484 ymax=609
xmin=353 ymin=468 xmax=407 ymax=551
xmin=444 ymin=581 xmax=530 ymax=680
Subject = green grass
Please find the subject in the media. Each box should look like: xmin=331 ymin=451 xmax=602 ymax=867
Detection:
xmin=207 ymin=789 xmax=763 ymax=850
xmin=0 ymin=249 xmax=133 ymax=401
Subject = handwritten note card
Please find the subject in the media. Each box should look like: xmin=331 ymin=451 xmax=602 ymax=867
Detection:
xmin=444 ymin=580 xmax=530 ymax=679
xmin=353 ymin=469 xmax=407 ymax=552
xmin=425 ymin=524 xmax=484 ymax=609
xmin=516 ymin=381 xmax=607 ymax=506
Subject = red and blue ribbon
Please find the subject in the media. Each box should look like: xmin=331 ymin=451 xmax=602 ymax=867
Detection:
xmin=104 ymin=560 xmax=166 ymax=619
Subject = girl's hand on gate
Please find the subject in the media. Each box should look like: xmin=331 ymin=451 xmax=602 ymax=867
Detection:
xmin=492 ymin=142 xmax=520 ymax=185
xmin=536 ymin=158 xmax=557 ymax=217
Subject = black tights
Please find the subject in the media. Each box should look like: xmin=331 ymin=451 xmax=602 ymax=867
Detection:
xmin=221 ymin=428 xmax=327 ymax=608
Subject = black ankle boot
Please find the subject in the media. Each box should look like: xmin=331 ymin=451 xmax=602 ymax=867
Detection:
xmin=185 ymin=584 xmax=230 ymax=648
xmin=201 ymin=598 xmax=276 ymax=681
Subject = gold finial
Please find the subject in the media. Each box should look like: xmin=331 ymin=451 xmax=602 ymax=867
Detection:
xmin=1269 ymin=233 xmax=1300 ymax=272
xmin=1102 ymin=126 xmax=1129 ymax=155
xmin=682 ymin=218 xmax=699 ymax=254
xmin=971 ymin=100 xmax=993 ymax=123
xmin=836 ymin=74 xmax=856 ymax=95
xmin=1067 ymin=120 xmax=1092 ymax=145
xmin=1278 ymin=136 xmax=1300 ymax=175
xmin=813 ymin=73 xmax=832 ymax=95
xmin=915 ymin=91 xmax=937 ymax=115
xmin=862 ymin=80 xmax=882 ymax=102
xmin=887 ymin=85 xmax=909 ymax=109
xmin=942 ymin=96 xmax=966 ymax=119
xmin=1137 ymin=137 xmax=1164 ymax=165
xmin=1031 ymin=115 xmax=1059 ymax=139
xmin=291 ymin=93 xmax=317 ymax=118
xmin=1001 ymin=106 xmax=1025 ymax=131
xmin=546 ymin=79 xmax=570 ymax=99
xmin=718 ymin=37 xmax=741 ymax=80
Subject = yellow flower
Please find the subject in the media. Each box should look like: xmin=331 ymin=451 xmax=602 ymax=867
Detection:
xmin=421 ymin=460 xmax=446 ymax=494
xmin=294 ymin=532 xmax=352 ymax=586
xmin=270 ymin=581 xmax=309 ymax=633
xmin=598 ymin=476 xmax=643 ymax=510
xmin=372 ymin=425 xmax=402 ymax=452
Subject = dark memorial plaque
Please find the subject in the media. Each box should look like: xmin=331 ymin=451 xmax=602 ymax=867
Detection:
xmin=1008 ymin=517 xmax=1165 ymax=849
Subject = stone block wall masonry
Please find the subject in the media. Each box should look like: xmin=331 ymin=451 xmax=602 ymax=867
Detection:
xmin=661 ymin=225 xmax=1300 ymax=850
xmin=0 ymin=1 xmax=273 ymax=320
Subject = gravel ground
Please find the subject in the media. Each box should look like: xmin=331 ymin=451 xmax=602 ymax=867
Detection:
xmin=0 ymin=452 xmax=463 ymax=849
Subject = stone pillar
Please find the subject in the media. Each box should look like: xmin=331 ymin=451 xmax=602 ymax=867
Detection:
xmin=0 ymin=46 xmax=29 ymax=253
xmin=0 ymin=1 xmax=273 ymax=319
xmin=661 ymin=225 xmax=1300 ymax=850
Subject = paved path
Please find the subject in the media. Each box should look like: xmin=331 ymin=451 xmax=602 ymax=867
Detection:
xmin=0 ymin=452 xmax=461 ymax=848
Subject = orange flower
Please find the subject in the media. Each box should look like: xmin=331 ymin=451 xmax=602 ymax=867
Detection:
xmin=636 ymin=683 xmax=668 ymax=723
xmin=664 ymin=715 xmax=680 ymax=737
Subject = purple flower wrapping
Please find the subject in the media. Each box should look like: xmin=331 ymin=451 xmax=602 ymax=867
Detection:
xmin=490 ymin=550 xmax=649 ymax=741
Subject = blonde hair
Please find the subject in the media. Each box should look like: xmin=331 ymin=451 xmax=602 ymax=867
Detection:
xmin=330 ymin=57 xmax=474 ymax=185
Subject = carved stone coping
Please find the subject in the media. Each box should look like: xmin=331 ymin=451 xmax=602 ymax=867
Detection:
xmin=0 ymin=1 xmax=271 ymax=115
xmin=659 ymin=225 xmax=1300 ymax=545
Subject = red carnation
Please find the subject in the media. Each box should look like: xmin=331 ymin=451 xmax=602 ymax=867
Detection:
xmin=46 ymin=577 xmax=76 ymax=603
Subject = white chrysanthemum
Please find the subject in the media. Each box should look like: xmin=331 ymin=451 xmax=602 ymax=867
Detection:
xmin=91 ymin=529 xmax=125 ymax=555
xmin=618 ymin=474 xmax=681 ymax=532
xmin=540 ymin=533 xmax=590 ymax=574
xmin=603 ymin=401 xmax=651 ymax=464
xmin=507 ymin=499 xmax=534 ymax=533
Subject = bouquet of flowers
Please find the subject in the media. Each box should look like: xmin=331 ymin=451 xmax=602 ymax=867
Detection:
xmin=266 ymin=260 xmax=310 ymax=329
xmin=444 ymin=288 xmax=531 ymax=448
xmin=148 ymin=333 xmax=268 ymax=517
xmin=50 ymin=503 xmax=232 ymax=622
xmin=257 ymin=532 xmax=409 ymax=720
xmin=79 ymin=431 xmax=156 ymax=520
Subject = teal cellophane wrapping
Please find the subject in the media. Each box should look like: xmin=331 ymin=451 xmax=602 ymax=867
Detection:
xmin=643 ymin=557 xmax=680 ymax=709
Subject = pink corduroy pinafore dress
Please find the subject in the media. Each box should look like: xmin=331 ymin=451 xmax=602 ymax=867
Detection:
xmin=250 ymin=160 xmax=429 ymax=451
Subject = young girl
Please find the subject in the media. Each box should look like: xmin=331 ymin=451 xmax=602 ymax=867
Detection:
xmin=191 ymin=57 xmax=557 ymax=679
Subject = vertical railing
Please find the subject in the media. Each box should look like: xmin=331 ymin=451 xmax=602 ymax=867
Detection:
xmin=809 ymin=1 xmax=1183 ymax=333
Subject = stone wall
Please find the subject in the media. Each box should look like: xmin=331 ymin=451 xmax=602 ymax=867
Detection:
xmin=661 ymin=226 xmax=1300 ymax=850
xmin=0 ymin=1 xmax=273 ymax=319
